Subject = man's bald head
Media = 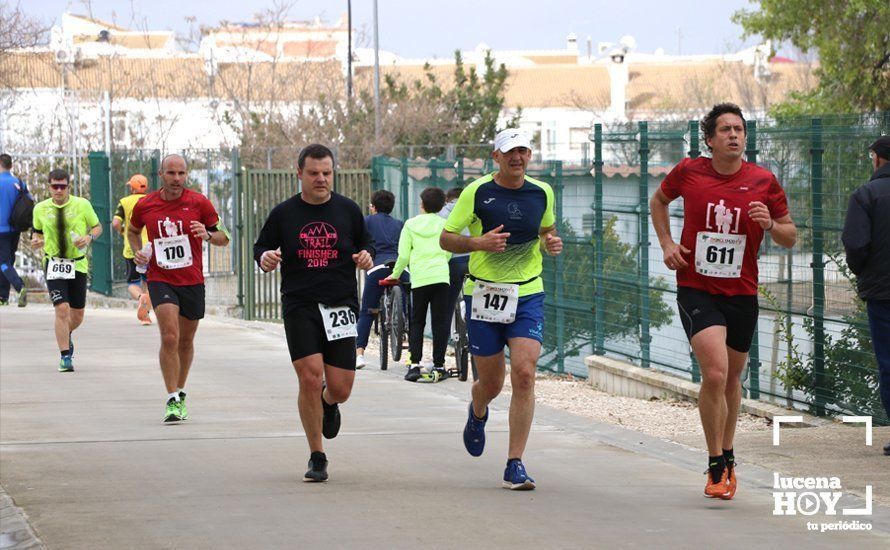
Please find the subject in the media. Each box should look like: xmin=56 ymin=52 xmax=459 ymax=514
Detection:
xmin=160 ymin=154 xmax=187 ymax=171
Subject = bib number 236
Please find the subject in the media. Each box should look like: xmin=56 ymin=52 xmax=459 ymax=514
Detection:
xmin=319 ymin=304 xmax=357 ymax=341
xmin=471 ymin=281 xmax=519 ymax=324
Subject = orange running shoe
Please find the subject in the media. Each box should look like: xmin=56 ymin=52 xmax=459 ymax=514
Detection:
xmin=720 ymin=466 xmax=737 ymax=500
xmin=137 ymin=293 xmax=152 ymax=325
xmin=704 ymin=467 xmax=730 ymax=498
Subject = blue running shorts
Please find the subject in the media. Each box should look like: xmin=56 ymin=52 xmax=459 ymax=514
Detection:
xmin=465 ymin=292 xmax=545 ymax=357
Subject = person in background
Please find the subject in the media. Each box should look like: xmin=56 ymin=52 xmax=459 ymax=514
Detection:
xmin=0 ymin=153 xmax=29 ymax=307
xmin=355 ymin=190 xmax=405 ymax=369
xmin=113 ymin=174 xmax=152 ymax=324
xmin=842 ymin=135 xmax=890 ymax=456
xmin=387 ymin=187 xmax=451 ymax=382
xmin=439 ymin=187 xmax=470 ymax=320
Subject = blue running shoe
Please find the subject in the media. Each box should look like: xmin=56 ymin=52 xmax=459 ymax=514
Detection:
xmin=463 ymin=403 xmax=487 ymax=457
xmin=58 ymin=355 xmax=74 ymax=373
xmin=503 ymin=459 xmax=536 ymax=490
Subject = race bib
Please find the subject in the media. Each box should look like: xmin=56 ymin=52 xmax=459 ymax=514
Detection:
xmin=319 ymin=304 xmax=358 ymax=341
xmin=471 ymin=281 xmax=519 ymax=323
xmin=46 ymin=257 xmax=76 ymax=280
xmin=153 ymin=235 xmax=193 ymax=270
xmin=694 ymin=231 xmax=746 ymax=278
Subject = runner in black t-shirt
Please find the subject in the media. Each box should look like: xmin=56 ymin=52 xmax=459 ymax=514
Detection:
xmin=254 ymin=144 xmax=374 ymax=482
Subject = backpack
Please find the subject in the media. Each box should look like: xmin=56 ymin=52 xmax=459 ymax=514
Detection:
xmin=8 ymin=180 xmax=34 ymax=232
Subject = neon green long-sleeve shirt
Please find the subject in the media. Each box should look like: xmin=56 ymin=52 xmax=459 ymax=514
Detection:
xmin=391 ymin=212 xmax=451 ymax=288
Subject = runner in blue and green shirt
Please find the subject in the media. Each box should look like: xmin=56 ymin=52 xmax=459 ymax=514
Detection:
xmin=440 ymin=128 xmax=563 ymax=490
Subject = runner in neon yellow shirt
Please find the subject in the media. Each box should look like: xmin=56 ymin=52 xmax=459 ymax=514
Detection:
xmin=30 ymin=169 xmax=102 ymax=372
xmin=441 ymin=129 xmax=562 ymax=490
xmin=113 ymin=174 xmax=152 ymax=324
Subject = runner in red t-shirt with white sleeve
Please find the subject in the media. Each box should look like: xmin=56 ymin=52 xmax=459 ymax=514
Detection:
xmin=128 ymin=154 xmax=230 ymax=423
xmin=650 ymin=104 xmax=797 ymax=500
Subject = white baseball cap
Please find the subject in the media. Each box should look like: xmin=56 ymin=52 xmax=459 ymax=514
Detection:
xmin=494 ymin=129 xmax=532 ymax=153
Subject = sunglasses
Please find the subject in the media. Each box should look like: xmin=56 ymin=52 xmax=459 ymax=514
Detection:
xmin=50 ymin=184 xmax=69 ymax=190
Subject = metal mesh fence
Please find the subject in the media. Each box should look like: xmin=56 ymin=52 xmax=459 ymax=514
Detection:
xmin=371 ymin=113 xmax=890 ymax=422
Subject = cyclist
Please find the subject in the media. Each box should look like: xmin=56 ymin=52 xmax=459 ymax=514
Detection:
xmin=386 ymin=187 xmax=451 ymax=382
xmin=130 ymin=154 xmax=229 ymax=422
xmin=440 ymin=129 xmax=562 ymax=490
xmin=254 ymin=144 xmax=374 ymax=482
xmin=30 ymin=169 xmax=102 ymax=372
xmin=112 ymin=174 xmax=152 ymax=324
xmin=355 ymin=189 xmax=404 ymax=369
xmin=650 ymin=103 xmax=796 ymax=499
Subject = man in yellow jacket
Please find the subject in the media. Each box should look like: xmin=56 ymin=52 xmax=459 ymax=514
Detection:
xmin=387 ymin=187 xmax=451 ymax=381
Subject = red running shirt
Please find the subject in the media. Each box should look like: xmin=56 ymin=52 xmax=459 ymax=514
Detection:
xmin=660 ymin=157 xmax=789 ymax=296
xmin=130 ymin=188 xmax=220 ymax=286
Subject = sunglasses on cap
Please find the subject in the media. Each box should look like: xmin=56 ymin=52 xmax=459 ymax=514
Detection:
xmin=50 ymin=183 xmax=69 ymax=190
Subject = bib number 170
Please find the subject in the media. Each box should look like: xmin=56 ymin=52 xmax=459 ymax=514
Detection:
xmin=163 ymin=245 xmax=186 ymax=261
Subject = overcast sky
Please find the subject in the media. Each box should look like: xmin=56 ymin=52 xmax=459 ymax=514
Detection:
xmin=27 ymin=0 xmax=765 ymax=58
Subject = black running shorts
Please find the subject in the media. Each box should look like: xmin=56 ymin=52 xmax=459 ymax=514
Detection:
xmin=46 ymin=271 xmax=88 ymax=309
xmin=677 ymin=286 xmax=759 ymax=353
xmin=147 ymin=281 xmax=205 ymax=320
xmin=283 ymin=304 xmax=357 ymax=370
xmin=125 ymin=259 xmax=144 ymax=285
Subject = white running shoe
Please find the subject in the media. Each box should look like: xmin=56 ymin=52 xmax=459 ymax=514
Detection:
xmin=356 ymin=355 xmax=366 ymax=369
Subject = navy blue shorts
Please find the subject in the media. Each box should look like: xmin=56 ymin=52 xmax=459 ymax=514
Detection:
xmin=465 ymin=292 xmax=545 ymax=357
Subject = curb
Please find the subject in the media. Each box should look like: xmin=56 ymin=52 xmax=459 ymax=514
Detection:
xmin=585 ymin=355 xmax=831 ymax=427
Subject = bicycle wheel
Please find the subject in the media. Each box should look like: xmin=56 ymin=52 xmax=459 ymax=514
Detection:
xmin=390 ymin=286 xmax=405 ymax=362
xmin=454 ymin=302 xmax=469 ymax=381
xmin=379 ymin=293 xmax=389 ymax=370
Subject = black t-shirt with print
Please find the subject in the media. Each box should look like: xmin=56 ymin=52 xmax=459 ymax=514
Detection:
xmin=253 ymin=192 xmax=375 ymax=316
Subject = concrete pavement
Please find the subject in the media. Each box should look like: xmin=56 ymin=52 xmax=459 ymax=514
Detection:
xmin=1 ymin=305 xmax=888 ymax=549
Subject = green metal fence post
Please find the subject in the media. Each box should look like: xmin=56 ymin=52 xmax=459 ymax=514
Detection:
xmin=150 ymin=150 xmax=160 ymax=191
xmin=456 ymin=157 xmax=465 ymax=185
xmin=370 ymin=157 xmax=382 ymax=192
xmin=593 ymin=124 xmax=605 ymax=355
xmin=810 ymin=118 xmax=827 ymax=416
xmin=87 ymin=151 xmax=113 ymax=295
xmin=232 ymin=148 xmax=244 ymax=312
xmin=638 ymin=122 xmax=651 ymax=368
xmin=400 ymin=157 xmax=409 ymax=220
xmin=688 ymin=120 xmax=700 ymax=159
xmin=745 ymin=119 xmax=761 ymax=399
xmin=244 ymin=168 xmax=255 ymax=320
xmin=553 ymin=160 xmax=565 ymax=373
xmin=687 ymin=120 xmax=701 ymax=382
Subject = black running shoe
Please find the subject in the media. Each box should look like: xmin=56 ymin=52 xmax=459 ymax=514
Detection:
xmin=404 ymin=365 xmax=422 ymax=382
xmin=321 ymin=392 xmax=341 ymax=439
xmin=303 ymin=451 xmax=329 ymax=482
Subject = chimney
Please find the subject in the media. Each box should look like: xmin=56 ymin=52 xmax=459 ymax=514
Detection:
xmin=566 ymin=32 xmax=578 ymax=52
xmin=587 ymin=36 xmax=592 ymax=61
xmin=607 ymin=49 xmax=629 ymax=122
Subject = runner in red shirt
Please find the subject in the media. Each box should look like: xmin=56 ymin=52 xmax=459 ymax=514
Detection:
xmin=650 ymin=103 xmax=797 ymax=500
xmin=128 ymin=154 xmax=230 ymax=422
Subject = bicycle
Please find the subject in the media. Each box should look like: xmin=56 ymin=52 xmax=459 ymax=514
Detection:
xmin=377 ymin=276 xmax=410 ymax=371
xmin=448 ymin=295 xmax=477 ymax=381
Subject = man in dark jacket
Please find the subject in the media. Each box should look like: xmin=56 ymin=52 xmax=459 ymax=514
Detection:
xmin=842 ymin=136 xmax=890 ymax=456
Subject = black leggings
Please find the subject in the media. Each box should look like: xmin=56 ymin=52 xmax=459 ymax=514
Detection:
xmin=409 ymin=282 xmax=450 ymax=368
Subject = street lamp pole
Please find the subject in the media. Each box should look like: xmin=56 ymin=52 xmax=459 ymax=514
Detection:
xmin=373 ymin=0 xmax=380 ymax=145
